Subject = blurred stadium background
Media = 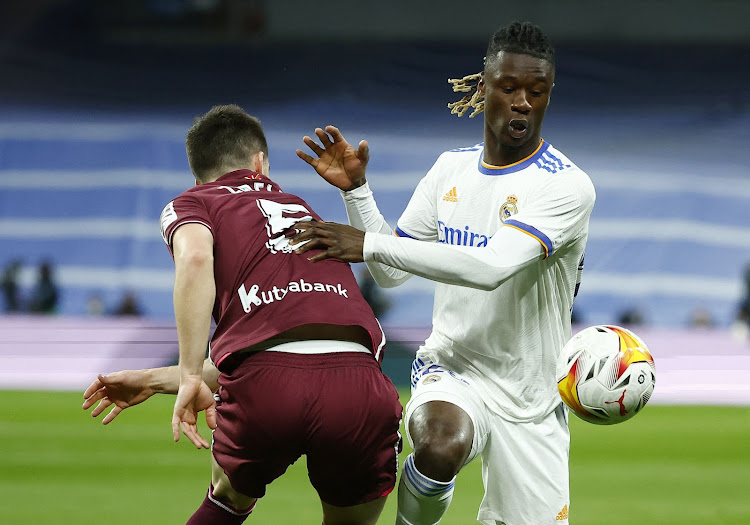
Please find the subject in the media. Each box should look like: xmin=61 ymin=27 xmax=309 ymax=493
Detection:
xmin=1 ymin=1 xmax=749 ymax=523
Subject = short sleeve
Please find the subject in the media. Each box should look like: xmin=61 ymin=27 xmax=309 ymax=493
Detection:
xmin=395 ymin=157 xmax=442 ymax=241
xmin=503 ymin=169 xmax=595 ymax=258
xmin=159 ymin=193 xmax=213 ymax=252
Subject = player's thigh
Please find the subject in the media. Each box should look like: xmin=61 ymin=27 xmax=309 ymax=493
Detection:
xmin=320 ymin=496 xmax=388 ymax=525
xmin=305 ymin=355 xmax=403 ymax=508
xmin=210 ymin=453 xmax=257 ymax=511
xmin=405 ymin=357 xmax=490 ymax=464
xmin=478 ymin=403 xmax=570 ymax=525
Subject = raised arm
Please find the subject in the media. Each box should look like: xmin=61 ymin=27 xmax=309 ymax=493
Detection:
xmin=296 ymin=125 xmax=369 ymax=191
xmin=297 ymin=126 xmax=412 ymax=287
xmin=340 ymin=184 xmax=412 ymax=287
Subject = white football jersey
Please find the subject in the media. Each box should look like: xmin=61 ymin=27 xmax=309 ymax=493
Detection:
xmin=396 ymin=140 xmax=595 ymax=422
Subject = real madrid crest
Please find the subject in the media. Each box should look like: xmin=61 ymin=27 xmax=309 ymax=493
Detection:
xmin=499 ymin=194 xmax=518 ymax=222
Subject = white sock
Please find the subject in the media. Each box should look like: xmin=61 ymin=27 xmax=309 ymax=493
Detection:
xmin=395 ymin=454 xmax=455 ymax=525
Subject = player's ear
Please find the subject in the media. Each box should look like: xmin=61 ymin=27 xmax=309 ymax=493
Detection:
xmin=253 ymin=151 xmax=265 ymax=174
xmin=547 ymin=82 xmax=554 ymax=108
xmin=477 ymin=73 xmax=486 ymax=96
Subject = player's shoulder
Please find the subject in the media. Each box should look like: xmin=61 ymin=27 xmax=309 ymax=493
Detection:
xmin=172 ymin=182 xmax=207 ymax=200
xmin=542 ymin=142 xmax=584 ymax=172
xmin=445 ymin=142 xmax=484 ymax=155
xmin=440 ymin=142 xmax=483 ymax=160
xmin=158 ymin=182 xmax=217 ymax=231
xmin=543 ymin=143 xmax=596 ymax=203
xmin=429 ymin=143 xmax=483 ymax=176
xmin=168 ymin=184 xmax=207 ymax=209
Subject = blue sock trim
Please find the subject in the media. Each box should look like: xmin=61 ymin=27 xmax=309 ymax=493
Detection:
xmin=402 ymin=455 xmax=455 ymax=498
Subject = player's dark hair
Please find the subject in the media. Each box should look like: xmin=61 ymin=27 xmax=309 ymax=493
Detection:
xmin=448 ymin=21 xmax=555 ymax=118
xmin=186 ymin=104 xmax=269 ymax=182
xmin=486 ymin=21 xmax=555 ymax=68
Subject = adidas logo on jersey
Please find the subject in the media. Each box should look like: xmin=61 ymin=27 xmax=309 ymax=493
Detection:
xmin=442 ymin=187 xmax=458 ymax=202
xmin=556 ymin=504 xmax=569 ymax=521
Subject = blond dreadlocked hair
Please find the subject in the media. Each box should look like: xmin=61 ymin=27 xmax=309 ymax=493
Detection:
xmin=447 ymin=72 xmax=484 ymax=118
xmin=447 ymin=21 xmax=555 ymax=119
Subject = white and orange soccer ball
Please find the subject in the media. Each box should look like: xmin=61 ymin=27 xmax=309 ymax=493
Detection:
xmin=557 ymin=325 xmax=656 ymax=425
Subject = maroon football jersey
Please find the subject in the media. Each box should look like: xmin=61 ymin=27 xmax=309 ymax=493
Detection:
xmin=159 ymin=170 xmax=385 ymax=368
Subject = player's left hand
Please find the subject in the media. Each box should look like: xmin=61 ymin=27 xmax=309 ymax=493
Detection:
xmin=172 ymin=377 xmax=217 ymax=449
xmin=290 ymin=220 xmax=365 ymax=263
xmin=82 ymin=371 xmax=155 ymax=425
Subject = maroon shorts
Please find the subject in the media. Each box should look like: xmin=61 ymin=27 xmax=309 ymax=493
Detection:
xmin=211 ymin=350 xmax=403 ymax=507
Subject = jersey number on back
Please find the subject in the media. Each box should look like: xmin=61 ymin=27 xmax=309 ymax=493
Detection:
xmin=256 ymin=199 xmax=313 ymax=254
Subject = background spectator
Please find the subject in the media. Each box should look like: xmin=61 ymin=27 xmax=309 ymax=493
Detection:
xmin=688 ymin=307 xmax=715 ymax=329
xmin=86 ymin=292 xmax=106 ymax=317
xmin=731 ymin=264 xmax=750 ymax=341
xmin=113 ymin=290 xmax=143 ymax=316
xmin=617 ymin=306 xmax=646 ymax=327
xmin=1 ymin=260 xmax=22 ymax=313
xmin=28 ymin=260 xmax=59 ymax=314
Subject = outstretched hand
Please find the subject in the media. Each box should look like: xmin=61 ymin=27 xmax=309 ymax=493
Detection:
xmin=82 ymin=371 xmax=156 ymax=425
xmin=172 ymin=376 xmax=217 ymax=449
xmin=296 ymin=126 xmax=369 ymax=191
xmin=290 ymin=220 xmax=366 ymax=263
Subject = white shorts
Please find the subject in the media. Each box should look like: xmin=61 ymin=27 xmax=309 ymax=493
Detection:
xmin=406 ymin=357 xmax=571 ymax=525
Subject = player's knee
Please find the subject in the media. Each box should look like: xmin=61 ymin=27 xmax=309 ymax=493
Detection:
xmin=408 ymin=401 xmax=474 ymax=480
xmin=211 ymin=477 xmax=256 ymax=512
xmin=411 ymin=429 xmax=472 ymax=481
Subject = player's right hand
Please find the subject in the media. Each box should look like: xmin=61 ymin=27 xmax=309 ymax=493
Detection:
xmin=82 ymin=371 xmax=155 ymax=425
xmin=172 ymin=377 xmax=217 ymax=449
xmin=296 ymin=125 xmax=369 ymax=191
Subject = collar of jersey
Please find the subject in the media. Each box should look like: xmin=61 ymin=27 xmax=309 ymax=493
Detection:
xmin=477 ymin=140 xmax=549 ymax=175
xmin=217 ymin=169 xmax=268 ymax=182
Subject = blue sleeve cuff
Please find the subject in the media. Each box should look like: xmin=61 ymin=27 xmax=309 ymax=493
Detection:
xmin=503 ymin=219 xmax=554 ymax=258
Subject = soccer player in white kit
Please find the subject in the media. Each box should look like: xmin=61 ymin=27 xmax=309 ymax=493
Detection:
xmin=293 ymin=21 xmax=595 ymax=525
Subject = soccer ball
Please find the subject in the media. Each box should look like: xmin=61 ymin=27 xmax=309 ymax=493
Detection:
xmin=557 ymin=325 xmax=655 ymax=425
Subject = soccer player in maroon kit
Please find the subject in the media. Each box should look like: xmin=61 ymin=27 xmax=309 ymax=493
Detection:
xmin=82 ymin=105 xmax=402 ymax=525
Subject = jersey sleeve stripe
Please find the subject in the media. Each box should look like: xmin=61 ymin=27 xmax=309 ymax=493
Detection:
xmin=167 ymin=219 xmax=213 ymax=247
xmin=503 ymin=219 xmax=554 ymax=258
xmin=395 ymin=226 xmax=417 ymax=239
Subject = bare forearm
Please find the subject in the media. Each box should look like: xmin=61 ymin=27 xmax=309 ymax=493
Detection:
xmin=144 ymin=358 xmax=219 ymax=394
xmin=144 ymin=366 xmax=179 ymax=394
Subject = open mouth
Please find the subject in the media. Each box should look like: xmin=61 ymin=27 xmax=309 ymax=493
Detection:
xmin=508 ymin=119 xmax=528 ymax=138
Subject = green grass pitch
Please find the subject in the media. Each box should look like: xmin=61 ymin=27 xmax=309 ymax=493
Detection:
xmin=0 ymin=390 xmax=748 ymax=524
